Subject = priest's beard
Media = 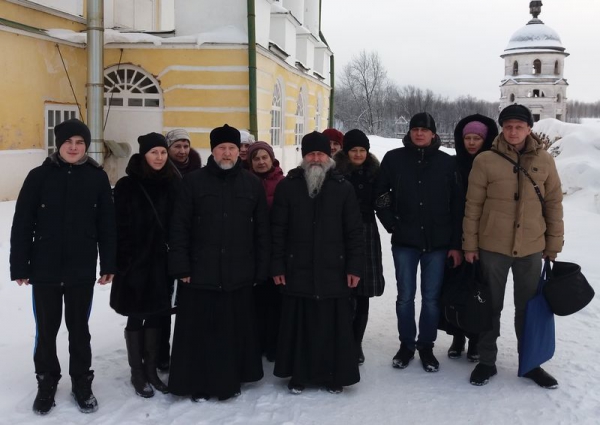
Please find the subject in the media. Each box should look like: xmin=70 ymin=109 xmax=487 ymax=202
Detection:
xmin=301 ymin=157 xmax=335 ymax=198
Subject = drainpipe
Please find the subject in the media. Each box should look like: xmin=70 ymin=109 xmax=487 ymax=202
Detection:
xmin=318 ymin=0 xmax=334 ymax=127
xmin=247 ymin=0 xmax=258 ymax=139
xmin=87 ymin=0 xmax=104 ymax=164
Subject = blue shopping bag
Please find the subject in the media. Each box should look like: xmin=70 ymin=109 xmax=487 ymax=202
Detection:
xmin=518 ymin=260 xmax=555 ymax=377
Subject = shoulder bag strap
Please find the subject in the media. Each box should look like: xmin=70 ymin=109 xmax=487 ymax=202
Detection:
xmin=491 ymin=149 xmax=545 ymax=215
xmin=137 ymin=181 xmax=169 ymax=251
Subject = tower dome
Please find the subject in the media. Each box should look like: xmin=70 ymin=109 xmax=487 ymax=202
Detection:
xmin=505 ymin=18 xmax=565 ymax=53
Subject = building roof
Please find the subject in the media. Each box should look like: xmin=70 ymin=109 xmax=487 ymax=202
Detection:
xmin=504 ymin=18 xmax=565 ymax=53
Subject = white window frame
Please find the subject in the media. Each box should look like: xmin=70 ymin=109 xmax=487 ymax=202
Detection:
xmin=104 ymin=65 xmax=162 ymax=109
xmin=44 ymin=105 xmax=79 ymax=156
xmin=270 ymin=82 xmax=283 ymax=147
xmin=294 ymin=88 xmax=305 ymax=146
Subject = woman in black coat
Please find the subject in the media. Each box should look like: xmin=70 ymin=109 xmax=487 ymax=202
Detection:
xmin=334 ymin=129 xmax=385 ymax=365
xmin=110 ymin=133 xmax=180 ymax=398
xmin=445 ymin=114 xmax=498 ymax=361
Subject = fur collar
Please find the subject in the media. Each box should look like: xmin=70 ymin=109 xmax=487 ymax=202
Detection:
xmin=334 ymin=151 xmax=380 ymax=177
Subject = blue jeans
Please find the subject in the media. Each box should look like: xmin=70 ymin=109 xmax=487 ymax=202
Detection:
xmin=392 ymin=246 xmax=447 ymax=350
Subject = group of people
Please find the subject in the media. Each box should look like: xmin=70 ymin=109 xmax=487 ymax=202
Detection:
xmin=9 ymin=102 xmax=563 ymax=416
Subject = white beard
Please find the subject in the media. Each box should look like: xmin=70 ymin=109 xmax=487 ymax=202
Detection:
xmin=301 ymin=158 xmax=335 ymax=198
xmin=217 ymin=160 xmax=234 ymax=170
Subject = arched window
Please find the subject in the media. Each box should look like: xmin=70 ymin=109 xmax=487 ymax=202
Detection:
xmin=554 ymin=60 xmax=560 ymax=75
xmin=513 ymin=61 xmax=519 ymax=76
xmin=294 ymin=88 xmax=305 ymax=146
xmin=103 ymin=65 xmax=161 ymax=108
xmin=270 ymin=81 xmax=283 ymax=146
xmin=533 ymin=59 xmax=542 ymax=75
xmin=557 ymin=93 xmax=562 ymax=103
xmin=510 ymin=93 xmax=515 ymax=103
xmin=533 ymin=89 xmax=540 ymax=98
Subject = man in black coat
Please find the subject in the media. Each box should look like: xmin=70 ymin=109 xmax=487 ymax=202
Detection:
xmin=374 ymin=112 xmax=464 ymax=373
xmin=10 ymin=119 xmax=117 ymax=415
xmin=271 ymin=131 xmax=364 ymax=394
xmin=167 ymin=124 xmax=270 ymax=401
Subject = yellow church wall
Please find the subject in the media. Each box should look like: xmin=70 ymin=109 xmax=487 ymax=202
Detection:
xmin=0 ymin=31 xmax=86 ymax=150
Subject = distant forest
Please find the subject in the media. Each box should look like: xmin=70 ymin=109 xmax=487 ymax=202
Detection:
xmin=333 ymin=51 xmax=600 ymax=138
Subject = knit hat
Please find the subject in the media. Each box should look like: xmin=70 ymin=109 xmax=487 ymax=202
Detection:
xmin=165 ymin=129 xmax=191 ymax=148
xmin=54 ymin=118 xmax=91 ymax=150
xmin=498 ymin=104 xmax=534 ymax=127
xmin=210 ymin=124 xmax=241 ymax=150
xmin=462 ymin=121 xmax=488 ymax=140
xmin=343 ymin=129 xmax=370 ymax=153
xmin=322 ymin=128 xmax=344 ymax=147
xmin=409 ymin=112 xmax=437 ymax=134
xmin=138 ymin=132 xmax=168 ymax=156
xmin=301 ymin=131 xmax=331 ymax=157
xmin=247 ymin=141 xmax=275 ymax=163
xmin=240 ymin=130 xmax=256 ymax=146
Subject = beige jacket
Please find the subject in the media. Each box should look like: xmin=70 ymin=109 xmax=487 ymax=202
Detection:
xmin=462 ymin=133 xmax=564 ymax=258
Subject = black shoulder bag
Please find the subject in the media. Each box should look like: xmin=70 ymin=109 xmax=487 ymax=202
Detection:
xmin=491 ymin=149 xmax=545 ymax=216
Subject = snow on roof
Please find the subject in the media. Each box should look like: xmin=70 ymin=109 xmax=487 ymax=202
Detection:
xmin=505 ymin=19 xmax=565 ymax=52
xmin=46 ymin=26 xmax=248 ymax=46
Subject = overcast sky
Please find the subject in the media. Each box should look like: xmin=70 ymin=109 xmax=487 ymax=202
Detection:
xmin=321 ymin=0 xmax=600 ymax=103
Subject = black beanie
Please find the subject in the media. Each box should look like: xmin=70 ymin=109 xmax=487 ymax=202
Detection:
xmin=210 ymin=124 xmax=241 ymax=150
xmin=301 ymin=131 xmax=331 ymax=157
xmin=409 ymin=112 xmax=437 ymax=134
xmin=138 ymin=132 xmax=168 ymax=156
xmin=54 ymin=118 xmax=91 ymax=150
xmin=343 ymin=129 xmax=370 ymax=153
xmin=498 ymin=104 xmax=534 ymax=127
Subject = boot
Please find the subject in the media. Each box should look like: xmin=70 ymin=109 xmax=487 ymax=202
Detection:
xmin=353 ymin=314 xmax=368 ymax=365
xmin=466 ymin=337 xmax=480 ymax=362
xmin=124 ymin=329 xmax=154 ymax=398
xmin=143 ymin=328 xmax=169 ymax=394
xmin=71 ymin=370 xmax=98 ymax=413
xmin=447 ymin=334 xmax=466 ymax=359
xmin=32 ymin=373 xmax=60 ymax=415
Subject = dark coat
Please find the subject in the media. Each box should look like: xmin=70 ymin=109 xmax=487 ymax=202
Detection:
xmin=168 ymin=156 xmax=270 ymax=291
xmin=250 ymin=160 xmax=285 ymax=209
xmin=110 ymin=154 xmax=181 ymax=316
xmin=10 ymin=153 xmax=116 ymax=285
xmin=335 ymin=151 xmax=385 ymax=297
xmin=374 ymin=134 xmax=464 ymax=251
xmin=453 ymin=114 xmax=498 ymax=191
xmin=172 ymin=148 xmax=202 ymax=177
xmin=270 ymin=166 xmax=364 ymax=299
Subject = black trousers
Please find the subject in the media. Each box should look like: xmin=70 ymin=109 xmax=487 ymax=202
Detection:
xmin=32 ymin=283 xmax=95 ymax=378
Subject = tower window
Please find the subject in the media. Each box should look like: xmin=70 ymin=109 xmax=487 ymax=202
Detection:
xmin=533 ymin=59 xmax=542 ymax=75
xmin=557 ymin=93 xmax=562 ymax=102
xmin=533 ymin=89 xmax=540 ymax=97
xmin=510 ymin=93 xmax=515 ymax=102
xmin=554 ymin=60 xmax=560 ymax=75
xmin=513 ymin=61 xmax=519 ymax=76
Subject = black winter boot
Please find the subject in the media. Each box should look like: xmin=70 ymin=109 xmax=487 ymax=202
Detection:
xmin=523 ymin=367 xmax=559 ymax=389
xmin=447 ymin=334 xmax=466 ymax=359
xmin=32 ymin=373 xmax=60 ymax=415
xmin=124 ymin=329 xmax=154 ymax=398
xmin=143 ymin=328 xmax=169 ymax=394
xmin=353 ymin=314 xmax=369 ymax=365
xmin=71 ymin=370 xmax=98 ymax=413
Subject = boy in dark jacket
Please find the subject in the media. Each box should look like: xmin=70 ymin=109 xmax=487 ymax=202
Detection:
xmin=10 ymin=119 xmax=117 ymax=415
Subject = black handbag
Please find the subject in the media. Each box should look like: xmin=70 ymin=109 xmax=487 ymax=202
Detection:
xmin=543 ymin=260 xmax=595 ymax=316
xmin=441 ymin=260 xmax=493 ymax=334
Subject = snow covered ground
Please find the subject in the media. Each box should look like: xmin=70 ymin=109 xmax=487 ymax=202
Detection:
xmin=1 ymin=119 xmax=599 ymax=425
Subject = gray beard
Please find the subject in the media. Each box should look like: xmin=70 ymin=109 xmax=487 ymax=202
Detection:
xmin=301 ymin=158 xmax=335 ymax=198
xmin=217 ymin=160 xmax=234 ymax=170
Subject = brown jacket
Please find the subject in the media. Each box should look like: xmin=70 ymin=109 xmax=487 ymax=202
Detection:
xmin=462 ymin=133 xmax=564 ymax=258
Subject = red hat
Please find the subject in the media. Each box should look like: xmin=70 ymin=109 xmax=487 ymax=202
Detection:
xmin=322 ymin=128 xmax=344 ymax=147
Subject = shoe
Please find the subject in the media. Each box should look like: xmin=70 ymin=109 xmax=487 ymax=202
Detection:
xmin=392 ymin=345 xmax=415 ymax=369
xmin=470 ymin=364 xmax=497 ymax=386
xmin=418 ymin=347 xmax=440 ymax=372
xmin=124 ymin=329 xmax=154 ymax=398
xmin=466 ymin=339 xmax=480 ymax=362
xmin=447 ymin=335 xmax=466 ymax=359
xmin=32 ymin=374 xmax=59 ymax=415
xmin=523 ymin=367 xmax=558 ymax=389
xmin=191 ymin=393 xmax=210 ymax=402
xmin=288 ymin=380 xmax=304 ymax=395
xmin=71 ymin=371 xmax=98 ymax=413
xmin=326 ymin=385 xmax=343 ymax=394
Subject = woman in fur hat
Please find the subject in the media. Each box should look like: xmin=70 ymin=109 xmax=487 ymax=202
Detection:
xmin=334 ymin=129 xmax=385 ymax=365
xmin=110 ymin=132 xmax=181 ymax=398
